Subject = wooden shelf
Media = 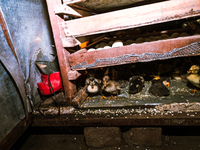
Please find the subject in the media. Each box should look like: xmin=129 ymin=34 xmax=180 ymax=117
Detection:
xmin=69 ymin=35 xmax=200 ymax=71
xmin=62 ymin=0 xmax=200 ymax=37
xmin=46 ymin=0 xmax=200 ymax=106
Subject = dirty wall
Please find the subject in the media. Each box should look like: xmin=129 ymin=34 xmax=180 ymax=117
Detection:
xmin=0 ymin=0 xmax=55 ymax=141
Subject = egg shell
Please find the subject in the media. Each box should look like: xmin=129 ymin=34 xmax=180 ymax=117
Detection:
xmin=125 ymin=39 xmax=134 ymax=45
xmin=103 ymin=46 xmax=111 ymax=49
xmin=112 ymin=40 xmax=124 ymax=47
xmin=96 ymin=48 xmax=103 ymax=50
xmin=161 ymin=34 xmax=169 ymax=39
xmin=170 ymin=32 xmax=179 ymax=38
xmin=87 ymin=48 xmax=95 ymax=52
xmin=180 ymin=32 xmax=189 ymax=37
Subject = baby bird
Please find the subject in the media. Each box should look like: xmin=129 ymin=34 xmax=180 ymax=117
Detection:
xmin=187 ymin=65 xmax=200 ymax=88
xmin=101 ymin=75 xmax=121 ymax=100
xmin=148 ymin=79 xmax=170 ymax=96
xmin=129 ymin=76 xmax=144 ymax=94
xmin=85 ymin=76 xmax=102 ymax=99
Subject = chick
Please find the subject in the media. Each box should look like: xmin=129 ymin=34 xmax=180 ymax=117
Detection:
xmin=85 ymin=76 xmax=102 ymax=99
xmin=129 ymin=76 xmax=144 ymax=94
xmin=187 ymin=65 xmax=200 ymax=88
xmin=101 ymin=75 xmax=121 ymax=100
xmin=148 ymin=79 xmax=170 ymax=96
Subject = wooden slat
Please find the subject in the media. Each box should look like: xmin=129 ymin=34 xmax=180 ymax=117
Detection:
xmin=32 ymin=112 xmax=200 ymax=127
xmin=63 ymin=0 xmax=200 ymax=37
xmin=46 ymin=0 xmax=77 ymax=105
xmin=71 ymin=85 xmax=88 ymax=107
xmin=69 ymin=35 xmax=200 ymax=70
xmin=55 ymin=5 xmax=82 ymax=17
xmin=62 ymin=36 xmax=81 ymax=47
xmin=68 ymin=70 xmax=81 ymax=80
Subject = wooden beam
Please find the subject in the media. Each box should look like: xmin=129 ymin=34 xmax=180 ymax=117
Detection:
xmin=32 ymin=112 xmax=200 ymax=127
xmin=69 ymin=4 xmax=97 ymax=13
xmin=62 ymin=0 xmax=200 ymax=37
xmin=63 ymin=0 xmax=86 ymax=5
xmin=46 ymin=0 xmax=77 ymax=105
xmin=55 ymin=5 xmax=82 ymax=17
xmin=68 ymin=70 xmax=82 ymax=80
xmin=62 ymin=36 xmax=80 ymax=47
xmin=69 ymin=35 xmax=200 ymax=70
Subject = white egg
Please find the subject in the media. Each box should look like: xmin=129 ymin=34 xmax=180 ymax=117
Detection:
xmin=112 ymin=40 xmax=123 ymax=47
xmin=96 ymin=48 xmax=103 ymax=50
xmin=87 ymin=48 xmax=95 ymax=52
xmin=103 ymin=46 xmax=111 ymax=49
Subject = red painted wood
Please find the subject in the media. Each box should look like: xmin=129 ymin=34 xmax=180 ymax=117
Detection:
xmin=69 ymin=35 xmax=200 ymax=70
xmin=46 ymin=0 xmax=77 ymax=104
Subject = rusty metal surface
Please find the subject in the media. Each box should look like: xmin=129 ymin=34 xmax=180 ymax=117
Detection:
xmin=32 ymin=112 xmax=200 ymax=126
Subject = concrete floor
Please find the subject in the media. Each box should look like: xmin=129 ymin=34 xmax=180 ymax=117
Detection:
xmin=11 ymin=126 xmax=200 ymax=150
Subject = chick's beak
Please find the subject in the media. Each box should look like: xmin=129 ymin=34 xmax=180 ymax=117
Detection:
xmin=91 ymin=83 xmax=94 ymax=89
xmin=187 ymin=70 xmax=192 ymax=74
xmin=103 ymin=82 xmax=107 ymax=87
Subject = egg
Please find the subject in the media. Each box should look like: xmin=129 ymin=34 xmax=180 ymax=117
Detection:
xmin=161 ymin=34 xmax=169 ymax=39
xmin=103 ymin=46 xmax=111 ymax=49
xmin=125 ymin=39 xmax=134 ymax=45
xmin=108 ymin=41 xmax=114 ymax=46
xmin=87 ymin=48 xmax=96 ymax=52
xmin=180 ymin=32 xmax=189 ymax=37
xmin=170 ymin=32 xmax=179 ymax=38
xmin=99 ymin=42 xmax=107 ymax=48
xmin=112 ymin=40 xmax=124 ymax=47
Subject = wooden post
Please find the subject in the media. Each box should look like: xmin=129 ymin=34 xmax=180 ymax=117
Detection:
xmin=46 ymin=0 xmax=77 ymax=105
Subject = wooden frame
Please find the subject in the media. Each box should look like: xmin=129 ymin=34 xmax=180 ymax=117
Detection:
xmin=46 ymin=0 xmax=200 ymax=106
xmin=62 ymin=0 xmax=200 ymax=37
xmin=32 ymin=112 xmax=200 ymax=126
xmin=46 ymin=0 xmax=77 ymax=105
xmin=69 ymin=35 xmax=200 ymax=71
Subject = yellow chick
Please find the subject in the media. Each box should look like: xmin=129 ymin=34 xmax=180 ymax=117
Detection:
xmin=187 ymin=65 xmax=200 ymax=88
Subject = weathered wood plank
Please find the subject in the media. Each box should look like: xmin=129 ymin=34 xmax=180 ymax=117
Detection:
xmin=68 ymin=70 xmax=82 ymax=80
xmin=69 ymin=35 xmax=200 ymax=70
xmin=32 ymin=112 xmax=200 ymax=127
xmin=62 ymin=36 xmax=81 ymax=47
xmin=71 ymin=85 xmax=88 ymax=107
xmin=46 ymin=0 xmax=77 ymax=105
xmin=63 ymin=0 xmax=200 ymax=37
xmin=55 ymin=5 xmax=82 ymax=17
xmin=55 ymin=4 xmax=93 ymax=17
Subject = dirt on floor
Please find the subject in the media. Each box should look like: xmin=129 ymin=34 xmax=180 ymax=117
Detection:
xmin=11 ymin=126 xmax=200 ymax=150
